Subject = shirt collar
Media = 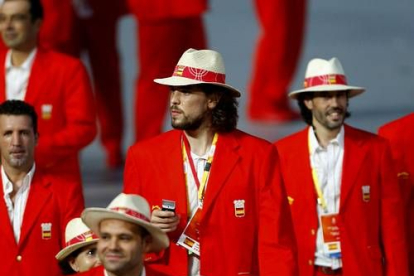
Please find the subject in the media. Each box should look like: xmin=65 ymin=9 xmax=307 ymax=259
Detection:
xmin=1 ymin=164 xmax=36 ymax=196
xmin=5 ymin=48 xmax=37 ymax=71
xmin=308 ymin=125 xmax=345 ymax=154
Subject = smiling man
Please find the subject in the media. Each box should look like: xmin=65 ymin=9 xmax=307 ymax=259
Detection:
xmin=275 ymin=58 xmax=409 ymax=276
xmin=123 ymin=48 xmax=298 ymax=276
xmin=79 ymin=193 xmax=170 ymax=276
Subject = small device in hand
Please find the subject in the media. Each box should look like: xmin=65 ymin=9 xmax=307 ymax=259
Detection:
xmin=162 ymin=199 xmax=176 ymax=214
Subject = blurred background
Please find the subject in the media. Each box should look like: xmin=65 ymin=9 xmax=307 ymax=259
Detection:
xmin=81 ymin=0 xmax=414 ymax=206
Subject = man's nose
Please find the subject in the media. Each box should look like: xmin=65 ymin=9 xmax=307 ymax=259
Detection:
xmin=11 ymin=133 xmax=21 ymax=146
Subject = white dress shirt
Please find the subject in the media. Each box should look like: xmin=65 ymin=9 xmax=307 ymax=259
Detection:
xmin=184 ymin=151 xmax=208 ymax=276
xmin=5 ymin=48 xmax=37 ymax=100
xmin=2 ymin=164 xmax=36 ymax=242
xmin=309 ymin=126 xmax=344 ymax=269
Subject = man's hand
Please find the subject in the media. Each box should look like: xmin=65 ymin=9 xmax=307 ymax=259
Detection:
xmin=151 ymin=209 xmax=180 ymax=233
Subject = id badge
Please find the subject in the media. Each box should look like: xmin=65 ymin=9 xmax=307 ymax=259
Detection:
xmin=321 ymin=214 xmax=341 ymax=258
xmin=177 ymin=207 xmax=202 ymax=256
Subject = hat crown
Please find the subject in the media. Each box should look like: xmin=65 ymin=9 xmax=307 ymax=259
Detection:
xmin=177 ymin=48 xmax=226 ymax=74
xmin=107 ymin=193 xmax=151 ymax=221
xmin=305 ymin=57 xmax=346 ymax=78
xmin=65 ymin=218 xmax=94 ymax=243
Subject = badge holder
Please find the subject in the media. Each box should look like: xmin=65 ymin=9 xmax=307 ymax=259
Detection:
xmin=321 ymin=214 xmax=341 ymax=258
xmin=177 ymin=207 xmax=202 ymax=256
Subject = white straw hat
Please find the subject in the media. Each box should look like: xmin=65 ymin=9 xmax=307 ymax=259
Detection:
xmin=154 ymin=48 xmax=241 ymax=97
xmin=289 ymin=57 xmax=365 ymax=99
xmin=82 ymin=193 xmax=169 ymax=253
xmin=55 ymin=218 xmax=99 ymax=261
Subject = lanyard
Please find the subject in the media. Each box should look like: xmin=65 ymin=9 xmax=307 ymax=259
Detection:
xmin=182 ymin=132 xmax=218 ymax=201
xmin=308 ymin=135 xmax=328 ymax=212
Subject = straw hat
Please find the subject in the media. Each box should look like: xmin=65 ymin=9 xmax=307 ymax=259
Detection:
xmin=55 ymin=218 xmax=99 ymax=261
xmin=154 ymin=48 xmax=241 ymax=97
xmin=82 ymin=193 xmax=169 ymax=253
xmin=289 ymin=57 xmax=365 ymax=99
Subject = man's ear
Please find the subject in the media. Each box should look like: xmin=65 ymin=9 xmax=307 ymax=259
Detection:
xmin=207 ymin=93 xmax=221 ymax=110
xmin=34 ymin=132 xmax=39 ymax=146
xmin=143 ymin=235 xmax=153 ymax=253
xmin=303 ymin=98 xmax=313 ymax=110
xmin=68 ymin=257 xmax=80 ymax=272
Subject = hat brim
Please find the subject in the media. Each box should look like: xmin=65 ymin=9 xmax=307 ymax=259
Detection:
xmin=154 ymin=76 xmax=241 ymax=98
xmin=288 ymin=84 xmax=365 ymax=99
xmin=81 ymin=208 xmax=169 ymax=253
xmin=55 ymin=239 xmax=98 ymax=261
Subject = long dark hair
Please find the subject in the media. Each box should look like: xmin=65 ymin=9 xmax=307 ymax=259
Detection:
xmin=200 ymin=84 xmax=239 ymax=133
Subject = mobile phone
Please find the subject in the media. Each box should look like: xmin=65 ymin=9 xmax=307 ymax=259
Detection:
xmin=162 ymin=199 xmax=176 ymax=213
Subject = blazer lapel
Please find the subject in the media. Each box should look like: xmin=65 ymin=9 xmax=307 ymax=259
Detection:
xmin=340 ymin=125 xmax=367 ymax=210
xmin=24 ymin=49 xmax=46 ymax=104
xmin=202 ymin=132 xmax=240 ymax=214
xmin=163 ymin=131 xmax=188 ymax=214
xmin=0 ymin=179 xmax=17 ymax=247
xmin=0 ymin=50 xmax=7 ymax=102
xmin=19 ymin=173 xmax=52 ymax=246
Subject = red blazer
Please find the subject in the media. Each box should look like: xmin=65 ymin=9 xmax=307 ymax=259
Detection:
xmin=78 ymin=265 xmax=170 ymax=276
xmin=127 ymin=0 xmax=207 ymax=20
xmin=124 ymin=129 xmax=298 ymax=276
xmin=379 ymin=113 xmax=414 ymax=274
xmin=275 ymin=125 xmax=408 ymax=276
xmin=0 ymin=49 xmax=97 ymax=185
xmin=0 ymin=170 xmax=84 ymax=276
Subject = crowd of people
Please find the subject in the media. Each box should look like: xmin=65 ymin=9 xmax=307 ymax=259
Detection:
xmin=0 ymin=0 xmax=412 ymax=276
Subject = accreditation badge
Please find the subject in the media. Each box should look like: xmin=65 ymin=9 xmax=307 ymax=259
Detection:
xmin=321 ymin=214 xmax=341 ymax=258
xmin=177 ymin=207 xmax=202 ymax=256
xmin=41 ymin=223 xmax=52 ymax=240
xmin=233 ymin=199 xmax=246 ymax=217
xmin=361 ymin=185 xmax=370 ymax=202
xmin=41 ymin=104 xmax=53 ymax=120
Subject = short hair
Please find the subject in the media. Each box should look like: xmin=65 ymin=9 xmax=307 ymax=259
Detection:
xmin=198 ymin=84 xmax=239 ymax=133
xmin=0 ymin=100 xmax=38 ymax=134
xmin=296 ymin=92 xmax=351 ymax=126
xmin=28 ymin=0 xmax=43 ymax=21
xmin=4 ymin=0 xmax=43 ymax=21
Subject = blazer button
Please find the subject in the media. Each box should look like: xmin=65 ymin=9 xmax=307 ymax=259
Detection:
xmin=311 ymin=229 xmax=316 ymax=235
xmin=308 ymin=259 xmax=313 ymax=266
xmin=16 ymin=255 xmax=22 ymax=262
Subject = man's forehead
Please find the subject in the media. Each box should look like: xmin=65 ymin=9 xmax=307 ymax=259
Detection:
xmin=0 ymin=114 xmax=33 ymax=127
xmin=0 ymin=0 xmax=31 ymax=14
xmin=313 ymin=90 xmax=348 ymax=96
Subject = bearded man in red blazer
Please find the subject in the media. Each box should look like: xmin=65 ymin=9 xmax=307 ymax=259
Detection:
xmin=0 ymin=100 xmax=84 ymax=276
xmin=124 ymin=49 xmax=298 ymax=276
xmin=378 ymin=113 xmax=414 ymax=275
xmin=0 ymin=0 xmax=96 ymax=186
xmin=275 ymin=57 xmax=408 ymax=276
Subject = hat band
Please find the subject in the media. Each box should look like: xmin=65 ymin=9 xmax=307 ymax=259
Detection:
xmin=66 ymin=231 xmax=98 ymax=247
xmin=110 ymin=207 xmax=150 ymax=222
xmin=173 ymin=65 xmax=226 ymax=84
xmin=304 ymin=74 xmax=347 ymax=88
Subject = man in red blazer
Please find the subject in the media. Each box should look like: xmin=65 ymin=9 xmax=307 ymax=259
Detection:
xmin=127 ymin=0 xmax=207 ymax=142
xmin=79 ymin=193 xmax=170 ymax=276
xmin=378 ymin=113 xmax=414 ymax=275
xmin=276 ymin=57 xmax=408 ymax=276
xmin=124 ymin=49 xmax=298 ymax=275
xmin=0 ymin=100 xmax=84 ymax=276
xmin=0 ymin=0 xmax=97 ymax=186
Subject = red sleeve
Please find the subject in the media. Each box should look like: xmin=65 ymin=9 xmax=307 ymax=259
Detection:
xmin=258 ymin=145 xmax=298 ymax=275
xmin=35 ymin=60 xmax=97 ymax=168
xmin=379 ymin=142 xmax=409 ymax=276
